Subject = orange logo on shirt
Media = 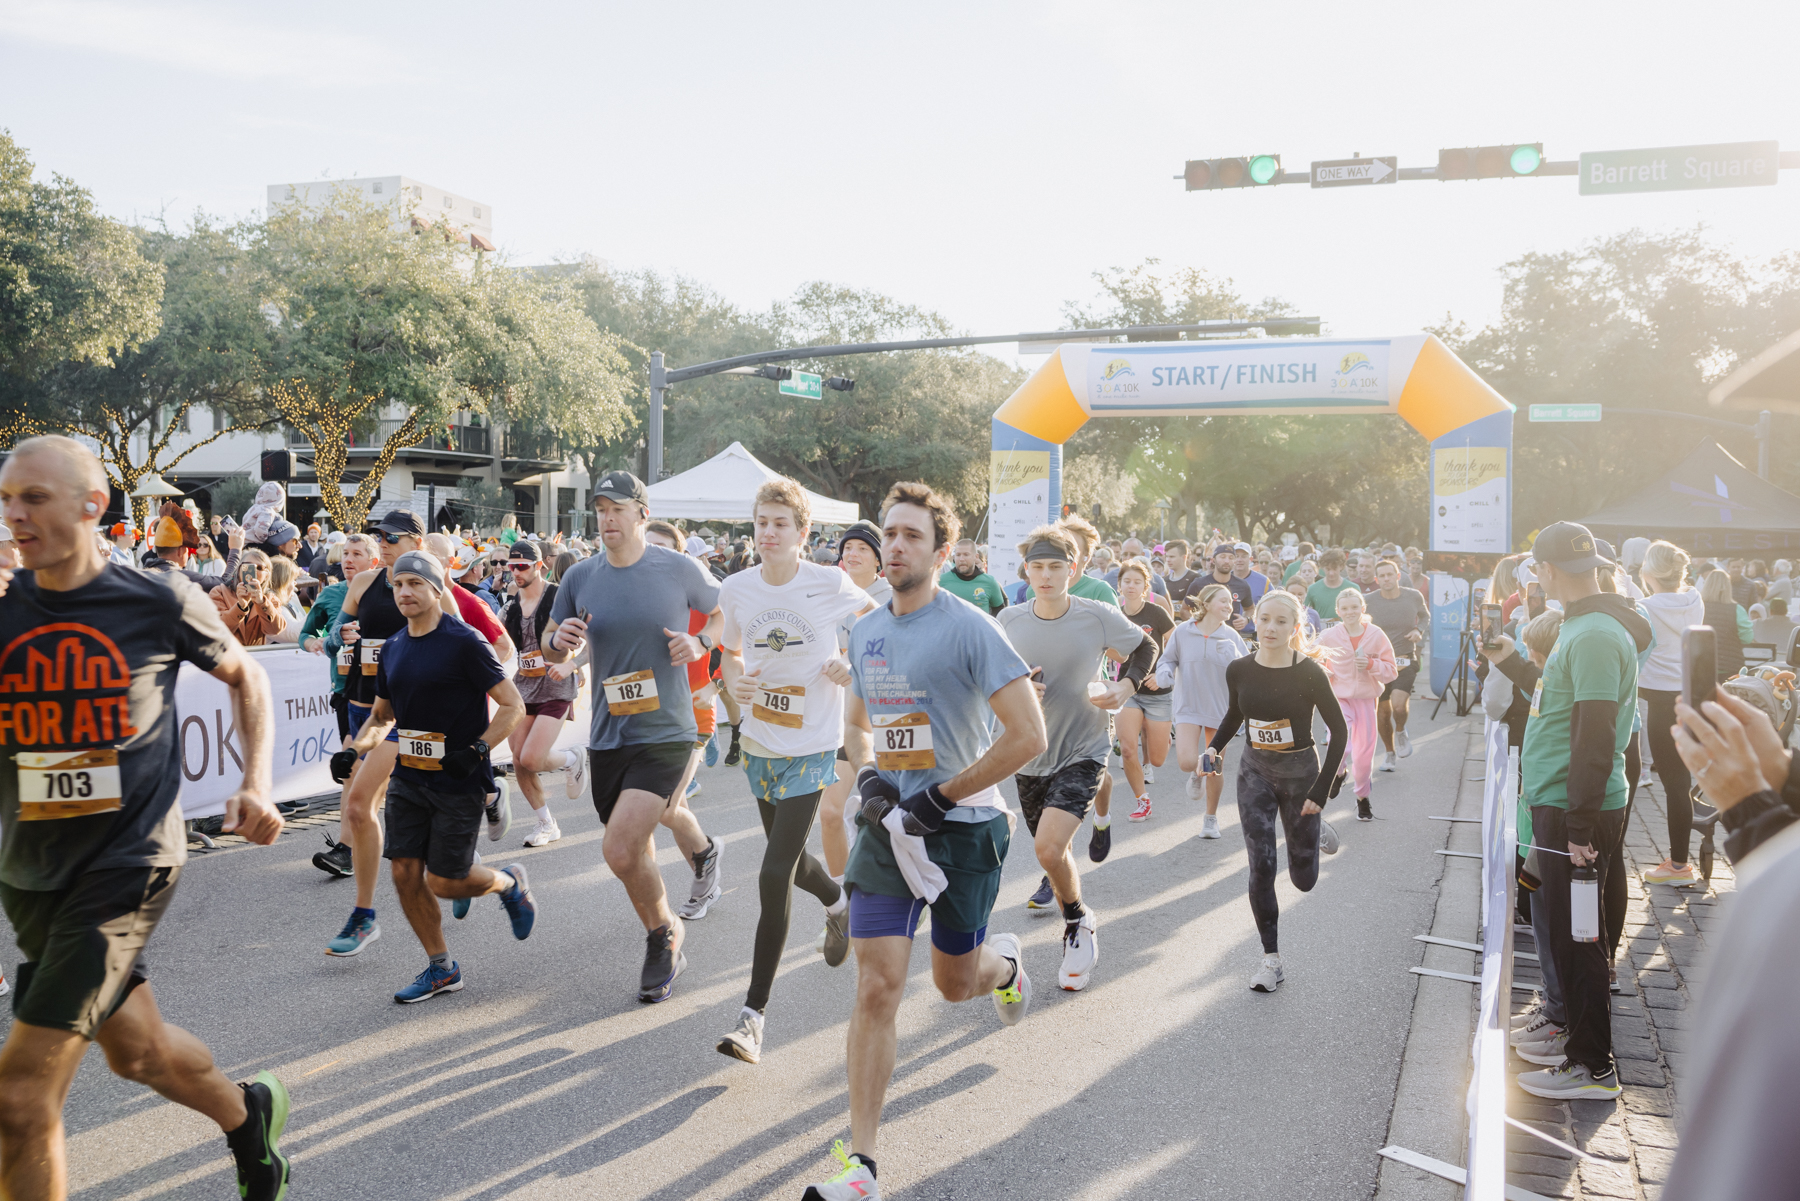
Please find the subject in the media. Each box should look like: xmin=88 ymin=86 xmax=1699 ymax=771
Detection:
xmin=0 ymin=623 xmax=138 ymax=747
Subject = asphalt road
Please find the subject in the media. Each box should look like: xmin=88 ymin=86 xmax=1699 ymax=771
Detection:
xmin=30 ymin=704 xmax=1476 ymax=1201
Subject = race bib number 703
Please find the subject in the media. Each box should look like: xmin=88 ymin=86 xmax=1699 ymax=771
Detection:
xmin=16 ymin=749 xmax=123 ymax=820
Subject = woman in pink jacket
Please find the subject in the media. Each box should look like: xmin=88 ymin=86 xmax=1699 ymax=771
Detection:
xmin=1317 ymin=587 xmax=1397 ymax=821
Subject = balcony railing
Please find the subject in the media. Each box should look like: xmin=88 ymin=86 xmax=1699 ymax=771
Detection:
xmin=502 ymin=428 xmax=563 ymax=462
xmin=284 ymin=421 xmax=492 ymax=455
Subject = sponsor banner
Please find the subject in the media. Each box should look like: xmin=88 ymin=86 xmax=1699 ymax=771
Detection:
xmin=1428 ymin=572 xmax=1472 ymax=698
xmin=1068 ymin=339 xmax=1405 ymax=416
xmin=988 ymin=420 xmax=1059 ymax=589
xmin=1430 ymin=411 xmax=1512 ymax=556
xmin=176 ymin=646 xmax=591 ymax=820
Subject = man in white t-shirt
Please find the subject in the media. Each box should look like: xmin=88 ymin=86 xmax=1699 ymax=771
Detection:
xmin=714 ymin=479 xmax=875 ymax=1066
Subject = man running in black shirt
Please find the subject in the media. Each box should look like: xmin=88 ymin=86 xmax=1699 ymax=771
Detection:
xmin=0 ymin=436 xmax=291 ymax=1200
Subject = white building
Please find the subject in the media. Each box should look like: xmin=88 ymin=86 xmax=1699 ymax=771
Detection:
xmin=267 ymin=176 xmax=495 ymax=249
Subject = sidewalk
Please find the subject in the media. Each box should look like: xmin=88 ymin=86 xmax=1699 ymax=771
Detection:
xmin=1504 ymin=773 xmax=1727 ymax=1200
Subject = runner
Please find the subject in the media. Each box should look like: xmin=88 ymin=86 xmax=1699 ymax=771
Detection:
xmin=329 ymin=550 xmax=536 ymax=1002
xmin=1115 ymin=559 xmax=1175 ymax=822
xmin=1157 ymin=582 xmax=1248 ymax=838
xmin=714 ymin=479 xmax=875 ymax=1063
xmin=997 ymin=526 xmax=1153 ymax=990
xmin=1317 ymin=587 xmax=1397 ymax=821
xmin=1200 ymin=589 xmax=1347 ymax=992
xmin=1365 ymin=559 xmax=1430 ymax=772
xmin=1054 ymin=514 xmax=1124 ymax=844
xmin=645 ymin=519 xmax=719 ymax=809
xmin=937 ymin=537 xmax=1006 ymax=615
xmin=300 ymin=532 xmax=377 ymax=771
xmin=799 ymin=481 xmax=1045 ymax=1201
xmin=817 ymin=520 xmax=891 ymax=896
xmin=0 ymin=436 xmax=292 ymax=1199
xmin=543 ymin=471 xmax=726 ymax=1003
xmin=1305 ymin=548 xmax=1359 ymax=622
xmin=498 ymin=540 xmax=583 ymax=847
xmin=1231 ymin=541 xmax=1269 ymax=604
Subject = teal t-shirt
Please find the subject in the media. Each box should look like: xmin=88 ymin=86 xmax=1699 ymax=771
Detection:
xmin=1069 ymin=574 xmax=1120 ymax=607
xmin=938 ymin=569 xmax=1007 ymax=615
xmin=1306 ymin=577 xmax=1360 ymax=621
xmin=1520 ymin=610 xmax=1639 ymax=811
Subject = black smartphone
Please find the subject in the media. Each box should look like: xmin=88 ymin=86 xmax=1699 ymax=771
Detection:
xmin=1682 ymin=625 xmax=1717 ymax=711
xmin=1481 ymin=603 xmax=1504 ymax=649
xmin=1029 ymin=667 xmax=1044 ymax=683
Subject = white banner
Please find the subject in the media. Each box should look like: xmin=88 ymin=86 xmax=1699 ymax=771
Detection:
xmin=176 ymin=646 xmax=593 ymax=820
xmin=1055 ymin=337 xmax=1422 ymax=418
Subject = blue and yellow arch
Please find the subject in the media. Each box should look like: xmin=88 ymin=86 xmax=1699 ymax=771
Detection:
xmin=988 ymin=333 xmax=1515 ymax=693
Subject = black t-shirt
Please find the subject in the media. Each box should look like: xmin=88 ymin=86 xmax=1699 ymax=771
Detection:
xmin=0 ymin=564 xmax=233 ymax=890
xmin=1209 ymin=653 xmax=1348 ymax=803
xmin=1181 ymin=572 xmax=1251 ymax=623
xmin=1119 ymin=597 xmax=1175 ymax=660
xmin=376 ymin=614 xmax=506 ymax=797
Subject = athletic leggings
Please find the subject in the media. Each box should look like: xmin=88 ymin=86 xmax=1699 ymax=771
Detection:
xmin=1336 ymin=696 xmax=1378 ymax=799
xmin=745 ymin=791 xmax=840 ymax=1012
xmin=1639 ymin=688 xmax=1693 ymax=864
xmin=1237 ymin=745 xmax=1323 ymax=954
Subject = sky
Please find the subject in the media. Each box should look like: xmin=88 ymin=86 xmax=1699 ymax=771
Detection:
xmin=4 ymin=0 xmax=1798 ymax=365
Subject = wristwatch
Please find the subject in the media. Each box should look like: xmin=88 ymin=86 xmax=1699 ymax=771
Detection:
xmin=471 ymin=739 xmax=490 ymax=758
xmin=696 ymin=633 xmax=715 ymax=652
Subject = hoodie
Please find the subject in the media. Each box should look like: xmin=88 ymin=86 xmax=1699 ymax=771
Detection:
xmin=1315 ymin=620 xmax=1399 ymax=700
xmin=1638 ymin=589 xmax=1706 ymax=690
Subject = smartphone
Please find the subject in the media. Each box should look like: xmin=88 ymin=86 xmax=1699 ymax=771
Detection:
xmin=1682 ymin=626 xmax=1717 ymax=711
xmin=1481 ymin=603 xmax=1504 ymax=649
xmin=1029 ymin=667 xmax=1044 ymax=683
xmin=1200 ymin=747 xmax=1221 ymax=775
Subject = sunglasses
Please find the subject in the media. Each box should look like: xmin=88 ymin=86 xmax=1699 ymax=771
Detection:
xmin=509 ymin=562 xmax=535 ymax=572
xmin=376 ymin=531 xmax=406 ymax=545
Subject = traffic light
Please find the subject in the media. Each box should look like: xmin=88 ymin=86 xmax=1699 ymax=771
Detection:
xmin=1437 ymin=144 xmax=1544 ymax=180
xmin=1184 ymin=155 xmax=1281 ymax=190
xmin=825 ymin=376 xmax=855 ymax=392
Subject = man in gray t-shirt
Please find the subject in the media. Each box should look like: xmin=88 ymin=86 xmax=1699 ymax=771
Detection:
xmin=543 ymin=470 xmax=725 ymax=1006
xmin=1364 ymin=559 xmax=1430 ymax=770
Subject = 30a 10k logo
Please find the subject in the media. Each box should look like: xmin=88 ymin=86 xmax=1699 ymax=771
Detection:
xmin=0 ymin=623 xmax=139 ymax=747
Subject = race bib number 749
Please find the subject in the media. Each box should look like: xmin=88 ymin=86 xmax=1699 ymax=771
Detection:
xmin=16 ymin=749 xmax=123 ymax=820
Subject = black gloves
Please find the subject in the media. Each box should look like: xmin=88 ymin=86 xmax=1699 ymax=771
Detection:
xmin=329 ymin=749 xmax=359 ymax=783
xmin=442 ymin=745 xmax=484 ymax=779
xmin=897 ymin=783 xmax=956 ymax=835
xmin=854 ymin=767 xmax=955 ymax=835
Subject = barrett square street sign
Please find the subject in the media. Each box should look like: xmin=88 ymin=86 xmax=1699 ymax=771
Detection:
xmin=1579 ymin=141 xmax=1779 ymax=196
xmin=1311 ymin=157 xmax=1396 ymax=188
xmin=1529 ymin=404 xmax=1602 ymax=422
xmin=778 ymin=370 xmax=823 ymax=400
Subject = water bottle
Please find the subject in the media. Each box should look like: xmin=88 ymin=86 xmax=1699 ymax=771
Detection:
xmin=1570 ymin=865 xmax=1600 ymax=942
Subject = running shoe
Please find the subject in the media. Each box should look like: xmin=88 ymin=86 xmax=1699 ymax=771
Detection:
xmin=639 ymin=924 xmax=686 ymax=1003
xmin=312 ymin=833 xmax=354 ymax=878
xmin=452 ymin=895 xmax=471 ymax=920
xmin=1059 ymin=910 xmax=1098 ymax=991
xmin=1088 ymin=822 xmax=1112 ymax=862
xmin=1510 ymin=1012 xmax=1560 ymax=1048
xmin=1128 ymin=795 xmax=1152 ymax=822
xmin=1025 ymin=875 xmax=1056 ymax=910
xmin=1185 ymin=772 xmax=1204 ymax=801
xmin=1643 ymin=859 xmax=1698 ymax=886
xmin=485 ymin=778 xmax=513 ymax=842
xmin=679 ymin=837 xmax=723 ymax=920
xmin=564 ymin=749 xmax=587 ymax=799
xmin=723 ymin=727 xmax=742 ymax=767
xmin=499 ymin=863 xmax=536 ymax=940
xmin=226 ymin=1070 xmax=291 ymax=1201
xmin=801 ymin=1141 xmax=880 ymax=1201
xmin=395 ymin=961 xmax=462 ymax=1004
xmin=1319 ymin=820 xmax=1340 ymax=855
xmin=685 ymin=776 xmax=703 ymax=801
xmin=703 ymin=732 xmax=720 ymax=768
xmin=524 ymin=814 xmax=562 ymax=847
xmin=1356 ymin=798 xmax=1373 ymax=822
xmin=1516 ymin=1062 xmax=1621 ymax=1101
xmin=1510 ymin=1001 xmax=1544 ymax=1031
xmin=1515 ymin=1027 xmax=1570 ymax=1067
xmin=716 ymin=1007 xmax=764 ymax=1064
xmin=0 ymin=975 xmax=9 ymax=998
xmin=1395 ymin=730 xmax=1414 ymax=759
xmin=1327 ymin=771 xmax=1347 ymax=800
xmin=988 ymin=932 xmax=1031 ymax=1026
xmin=1249 ymin=953 xmax=1284 ymax=993
xmin=822 ymin=905 xmax=851 ymax=968
xmin=1141 ymin=763 xmax=1155 ymax=784
xmin=1376 ymin=750 xmax=1396 ymax=773
xmin=1609 ymin=965 xmax=1620 ymax=994
xmin=325 ymin=910 xmax=380 ymax=957
xmin=1200 ymin=814 xmax=1221 ymax=839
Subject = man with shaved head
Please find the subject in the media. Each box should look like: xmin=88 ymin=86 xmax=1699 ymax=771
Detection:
xmin=0 ymin=436 xmax=291 ymax=1199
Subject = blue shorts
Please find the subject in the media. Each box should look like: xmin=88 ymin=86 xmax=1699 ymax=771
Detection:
xmin=848 ymin=886 xmax=987 ymax=956
xmin=347 ymin=702 xmax=373 ymax=749
xmin=744 ymin=750 xmax=838 ymax=803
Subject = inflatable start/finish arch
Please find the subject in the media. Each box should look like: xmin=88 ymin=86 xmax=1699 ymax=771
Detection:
xmin=986 ymin=333 xmax=1517 ymax=695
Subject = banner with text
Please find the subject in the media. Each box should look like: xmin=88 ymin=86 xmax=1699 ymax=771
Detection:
xmin=987 ymin=419 xmax=1060 ymax=589
xmin=1429 ymin=411 xmax=1513 ymax=696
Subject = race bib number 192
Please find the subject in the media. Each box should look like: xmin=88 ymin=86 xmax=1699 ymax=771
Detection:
xmin=872 ymin=712 xmax=935 ymax=771
xmin=16 ymin=749 xmax=123 ymax=820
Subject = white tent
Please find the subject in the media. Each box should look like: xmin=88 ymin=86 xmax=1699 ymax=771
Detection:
xmin=644 ymin=441 xmax=859 ymax=525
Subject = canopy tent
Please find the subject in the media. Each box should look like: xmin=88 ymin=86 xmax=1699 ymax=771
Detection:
xmin=1580 ymin=439 xmax=1800 ymax=556
xmin=643 ymin=441 xmax=859 ymax=525
xmin=1708 ymin=328 xmax=1800 ymax=415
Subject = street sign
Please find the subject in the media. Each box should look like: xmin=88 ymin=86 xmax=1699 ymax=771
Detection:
xmin=1529 ymin=404 xmax=1602 ymax=422
xmin=1579 ymin=141 xmax=1779 ymax=196
xmin=1311 ymin=157 xmax=1396 ymax=188
xmin=778 ymin=370 xmax=823 ymax=400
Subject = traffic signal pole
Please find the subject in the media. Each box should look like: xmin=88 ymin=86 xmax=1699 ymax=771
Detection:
xmin=643 ymin=316 xmax=1319 ymax=480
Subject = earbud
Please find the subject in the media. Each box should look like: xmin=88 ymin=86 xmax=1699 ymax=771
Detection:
xmin=85 ymin=502 xmax=99 ymax=513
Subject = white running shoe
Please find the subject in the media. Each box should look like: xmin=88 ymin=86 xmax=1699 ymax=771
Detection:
xmin=0 ymin=975 xmax=9 ymax=998
xmin=564 ymin=749 xmax=587 ymax=800
xmin=523 ymin=815 xmax=561 ymax=847
xmin=679 ymin=837 xmax=723 ymax=920
xmin=1396 ymin=730 xmax=1414 ymax=759
xmin=1250 ymin=953 xmax=1284 ymax=993
xmin=1059 ymin=910 xmax=1098 ymax=991
xmin=988 ymin=932 xmax=1031 ymax=1026
xmin=1201 ymin=814 xmax=1222 ymax=839
xmin=1141 ymin=763 xmax=1155 ymax=784
xmin=1516 ymin=1062 xmax=1620 ymax=1101
xmin=1319 ymin=820 xmax=1340 ymax=855
xmin=800 ymin=1141 xmax=881 ymax=1201
xmin=1376 ymin=750 xmax=1396 ymax=773
xmin=484 ymin=778 xmax=512 ymax=842
xmin=716 ymin=1007 xmax=764 ymax=1064
xmin=1185 ymin=772 xmax=1204 ymax=801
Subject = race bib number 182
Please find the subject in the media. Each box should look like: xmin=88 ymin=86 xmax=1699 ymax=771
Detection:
xmin=603 ymin=670 xmax=660 ymax=716
xmin=16 ymin=749 xmax=123 ymax=820
xmin=872 ymin=712 xmax=935 ymax=771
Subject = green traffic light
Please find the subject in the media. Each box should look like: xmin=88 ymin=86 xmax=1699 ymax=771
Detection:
xmin=1249 ymin=155 xmax=1279 ymax=184
xmin=1510 ymin=145 xmax=1542 ymax=175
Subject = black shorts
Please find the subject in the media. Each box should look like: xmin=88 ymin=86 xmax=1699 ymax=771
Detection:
xmin=836 ymin=746 xmax=850 ymax=763
xmin=383 ymin=776 xmax=484 ymax=879
xmin=332 ymin=692 xmax=350 ymax=742
xmin=1382 ymin=662 xmax=1420 ymax=700
xmin=0 ymin=865 xmax=179 ymax=1039
xmin=525 ymin=699 xmax=572 ymax=720
xmin=589 ymin=741 xmax=693 ymax=824
xmin=1015 ymin=758 xmax=1105 ymax=836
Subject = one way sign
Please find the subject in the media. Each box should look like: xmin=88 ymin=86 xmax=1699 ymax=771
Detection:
xmin=1311 ymin=157 xmax=1397 ymax=188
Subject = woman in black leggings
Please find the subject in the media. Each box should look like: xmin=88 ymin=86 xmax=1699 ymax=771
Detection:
xmin=1637 ymin=540 xmax=1705 ymax=885
xmin=1203 ymin=590 xmax=1347 ymax=994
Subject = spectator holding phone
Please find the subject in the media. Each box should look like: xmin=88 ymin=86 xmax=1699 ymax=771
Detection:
xmin=211 ymin=549 xmax=288 ymax=646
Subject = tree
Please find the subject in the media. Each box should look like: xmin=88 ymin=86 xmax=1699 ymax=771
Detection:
xmin=0 ymin=130 xmax=163 ymax=380
xmin=256 ymin=192 xmax=636 ymax=531
xmin=1436 ymin=228 xmax=1800 ymax=537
